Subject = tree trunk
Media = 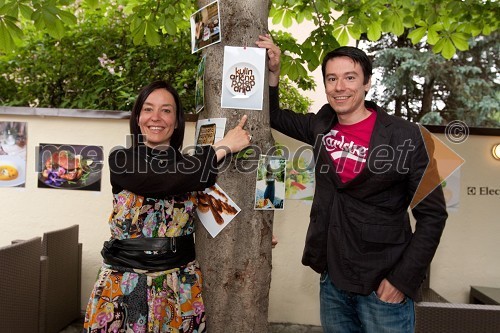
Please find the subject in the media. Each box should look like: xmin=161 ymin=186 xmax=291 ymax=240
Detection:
xmin=194 ymin=1 xmax=274 ymax=332
xmin=418 ymin=77 xmax=435 ymax=122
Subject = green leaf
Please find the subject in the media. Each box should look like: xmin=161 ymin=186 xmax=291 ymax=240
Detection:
xmin=85 ymin=0 xmax=99 ymax=10
xmin=333 ymin=25 xmax=350 ymax=46
xmin=451 ymin=32 xmax=469 ymax=51
xmin=18 ymin=3 xmax=33 ymax=20
xmin=427 ymin=27 xmax=440 ymax=45
xmin=433 ymin=38 xmax=446 ymax=53
xmin=307 ymin=56 xmax=320 ymax=72
xmin=393 ymin=15 xmax=404 ymax=36
xmin=269 ymin=5 xmax=277 ymax=17
xmin=482 ymin=25 xmax=492 ymax=36
xmin=0 ymin=2 xmax=17 ymax=17
xmin=288 ymin=61 xmax=300 ymax=80
xmin=296 ymin=10 xmax=305 ymax=24
xmin=272 ymin=8 xmax=284 ymax=25
xmin=3 ymin=16 xmax=23 ymax=40
xmin=145 ymin=22 xmax=160 ymax=46
xmin=282 ymin=10 xmax=293 ymax=28
xmin=41 ymin=10 xmax=65 ymax=39
xmin=132 ymin=21 xmax=146 ymax=45
xmin=235 ymin=148 xmax=254 ymax=160
xmin=441 ymin=38 xmax=456 ymax=59
xmin=366 ymin=22 xmax=382 ymax=41
xmin=164 ymin=19 xmax=176 ymax=35
xmin=381 ymin=16 xmax=393 ymax=32
xmin=403 ymin=15 xmax=415 ymax=28
xmin=32 ymin=9 xmax=43 ymax=28
xmin=0 ymin=21 xmax=16 ymax=52
xmin=47 ymin=19 xmax=65 ymax=39
xmin=348 ymin=24 xmax=362 ymax=40
xmin=301 ymin=47 xmax=315 ymax=63
xmin=408 ymin=26 xmax=427 ymax=44
xmin=467 ymin=23 xmax=482 ymax=37
xmin=58 ymin=10 xmax=77 ymax=26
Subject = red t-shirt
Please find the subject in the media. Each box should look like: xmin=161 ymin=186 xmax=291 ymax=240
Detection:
xmin=322 ymin=110 xmax=377 ymax=183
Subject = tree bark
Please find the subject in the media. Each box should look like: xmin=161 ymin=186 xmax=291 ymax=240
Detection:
xmin=194 ymin=1 xmax=274 ymax=332
xmin=419 ymin=77 xmax=435 ymax=122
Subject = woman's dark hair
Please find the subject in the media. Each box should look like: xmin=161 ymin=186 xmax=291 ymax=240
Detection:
xmin=129 ymin=80 xmax=185 ymax=150
xmin=321 ymin=46 xmax=372 ymax=85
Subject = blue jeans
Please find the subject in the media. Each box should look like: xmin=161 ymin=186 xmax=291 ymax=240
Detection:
xmin=320 ymin=271 xmax=415 ymax=333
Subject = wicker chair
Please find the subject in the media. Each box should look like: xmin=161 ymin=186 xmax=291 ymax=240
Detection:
xmin=0 ymin=237 xmax=45 ymax=333
xmin=41 ymin=224 xmax=82 ymax=333
xmin=415 ymin=302 xmax=500 ymax=333
xmin=415 ymin=266 xmax=500 ymax=333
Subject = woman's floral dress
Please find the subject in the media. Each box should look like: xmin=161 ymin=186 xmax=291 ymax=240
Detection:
xmin=83 ymin=145 xmax=217 ymax=333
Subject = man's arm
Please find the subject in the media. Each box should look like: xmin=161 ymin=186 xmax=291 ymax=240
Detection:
xmin=386 ymin=128 xmax=447 ymax=299
xmin=256 ymin=35 xmax=317 ymax=145
xmin=255 ymin=34 xmax=281 ymax=87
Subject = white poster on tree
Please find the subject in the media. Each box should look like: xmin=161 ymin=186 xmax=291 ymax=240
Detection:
xmin=221 ymin=46 xmax=266 ymax=110
xmin=196 ymin=184 xmax=241 ymax=237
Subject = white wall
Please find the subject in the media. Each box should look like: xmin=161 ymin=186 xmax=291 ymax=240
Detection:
xmin=1 ymin=112 xmax=499 ymax=327
xmin=429 ymin=134 xmax=500 ymax=303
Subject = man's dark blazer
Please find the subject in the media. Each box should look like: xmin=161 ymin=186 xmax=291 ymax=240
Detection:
xmin=269 ymin=86 xmax=447 ymax=299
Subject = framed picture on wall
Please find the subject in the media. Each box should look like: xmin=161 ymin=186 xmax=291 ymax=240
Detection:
xmin=37 ymin=143 xmax=103 ymax=192
xmin=0 ymin=121 xmax=27 ymax=188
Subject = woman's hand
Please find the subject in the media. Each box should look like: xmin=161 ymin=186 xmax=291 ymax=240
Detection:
xmin=213 ymin=115 xmax=251 ymax=161
xmin=255 ymin=34 xmax=281 ymax=87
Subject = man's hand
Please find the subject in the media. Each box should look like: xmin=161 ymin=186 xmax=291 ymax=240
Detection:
xmin=255 ymin=34 xmax=281 ymax=87
xmin=376 ymin=278 xmax=405 ymax=303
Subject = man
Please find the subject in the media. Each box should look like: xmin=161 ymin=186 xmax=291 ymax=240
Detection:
xmin=256 ymin=35 xmax=447 ymax=333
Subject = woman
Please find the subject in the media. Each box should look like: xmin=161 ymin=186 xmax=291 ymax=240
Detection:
xmin=83 ymin=80 xmax=251 ymax=332
xmin=263 ymin=164 xmax=275 ymax=206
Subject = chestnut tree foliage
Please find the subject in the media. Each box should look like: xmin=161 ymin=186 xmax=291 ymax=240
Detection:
xmin=0 ymin=0 xmax=498 ymax=124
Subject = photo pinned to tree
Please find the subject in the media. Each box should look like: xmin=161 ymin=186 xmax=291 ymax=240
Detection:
xmin=195 ymin=54 xmax=207 ymax=114
xmin=195 ymin=118 xmax=227 ymax=146
xmin=197 ymin=183 xmax=241 ymax=237
xmin=221 ymin=46 xmax=266 ymax=110
xmin=254 ymin=155 xmax=286 ymax=210
xmin=285 ymin=149 xmax=315 ymax=200
xmin=37 ymin=143 xmax=103 ymax=191
xmin=190 ymin=0 xmax=221 ymax=53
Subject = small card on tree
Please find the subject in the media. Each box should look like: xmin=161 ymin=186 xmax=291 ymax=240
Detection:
xmin=221 ymin=46 xmax=266 ymax=110
xmin=197 ymin=184 xmax=241 ymax=237
xmin=195 ymin=55 xmax=206 ymax=114
xmin=190 ymin=0 xmax=221 ymax=53
xmin=254 ymin=155 xmax=286 ymax=210
xmin=195 ymin=118 xmax=227 ymax=146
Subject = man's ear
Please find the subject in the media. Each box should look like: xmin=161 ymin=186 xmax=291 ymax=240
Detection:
xmin=365 ymin=76 xmax=372 ymax=94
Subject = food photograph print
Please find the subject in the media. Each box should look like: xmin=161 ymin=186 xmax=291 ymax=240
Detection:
xmin=0 ymin=121 xmax=27 ymax=188
xmin=37 ymin=143 xmax=103 ymax=192
xmin=196 ymin=184 xmax=241 ymax=237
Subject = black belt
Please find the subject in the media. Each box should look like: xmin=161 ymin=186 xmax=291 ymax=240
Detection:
xmin=101 ymin=233 xmax=195 ymax=271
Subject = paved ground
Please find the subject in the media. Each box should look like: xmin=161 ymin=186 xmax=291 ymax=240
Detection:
xmin=270 ymin=323 xmax=324 ymax=333
xmin=61 ymin=319 xmax=323 ymax=332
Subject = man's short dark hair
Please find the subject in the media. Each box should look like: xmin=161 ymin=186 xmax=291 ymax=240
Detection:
xmin=321 ymin=46 xmax=372 ymax=85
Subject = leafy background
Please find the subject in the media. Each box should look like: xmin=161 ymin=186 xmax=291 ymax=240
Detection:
xmin=0 ymin=0 xmax=498 ymax=125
